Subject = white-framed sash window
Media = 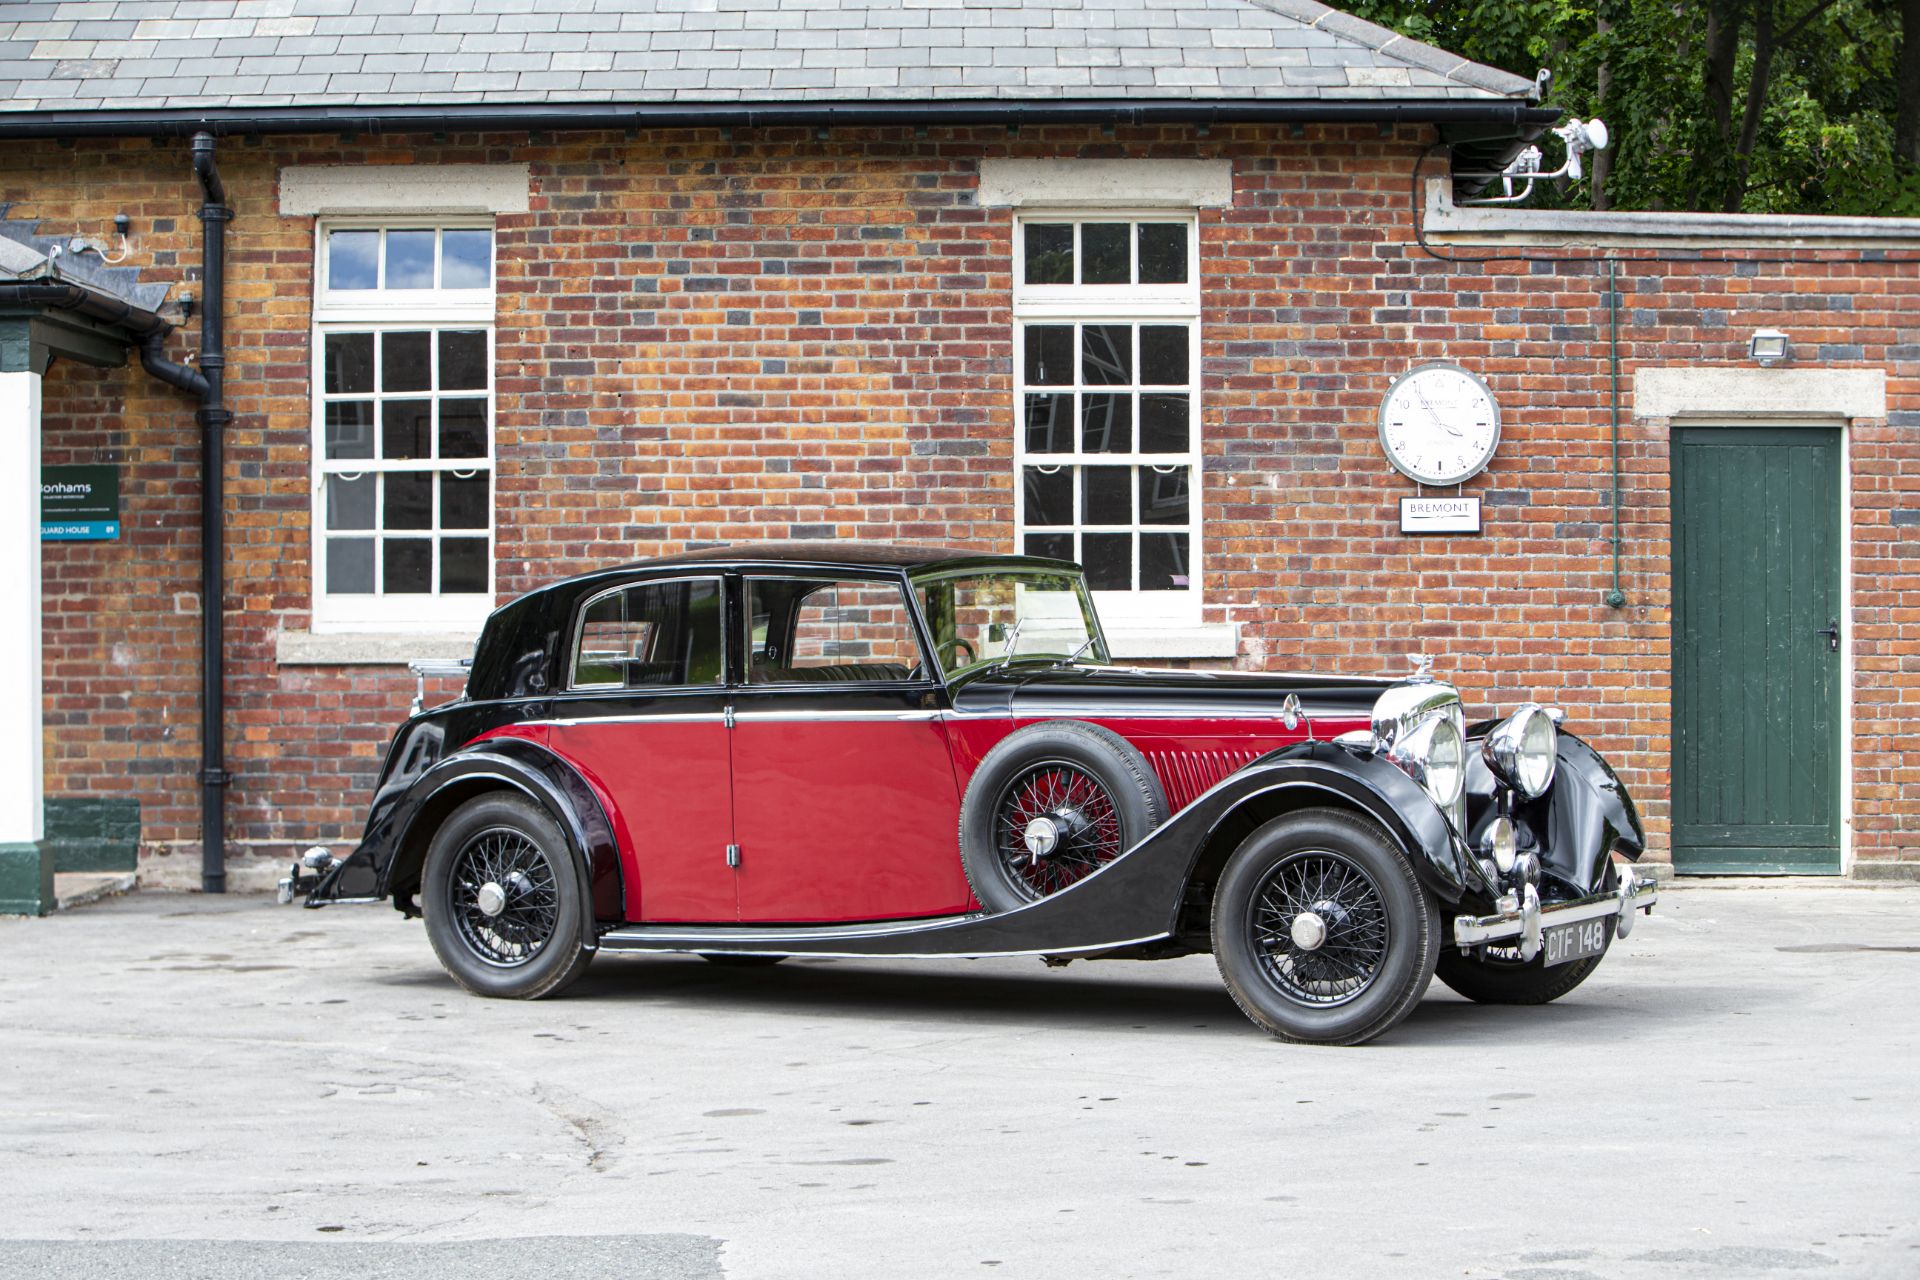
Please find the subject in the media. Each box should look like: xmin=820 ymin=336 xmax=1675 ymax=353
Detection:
xmin=1013 ymin=213 xmax=1202 ymax=628
xmin=310 ymin=219 xmax=496 ymax=633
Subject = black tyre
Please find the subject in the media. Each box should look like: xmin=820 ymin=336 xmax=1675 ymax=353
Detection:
xmin=958 ymin=720 xmax=1168 ymax=913
xmin=700 ymin=954 xmax=786 ymax=968
xmin=1435 ymin=866 xmax=1616 ymax=1006
xmin=421 ymin=793 xmax=594 ymax=1000
xmin=1211 ymin=809 xmax=1439 ymax=1046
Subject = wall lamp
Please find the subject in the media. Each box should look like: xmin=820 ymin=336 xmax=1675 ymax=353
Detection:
xmin=1748 ymin=329 xmax=1791 ymax=366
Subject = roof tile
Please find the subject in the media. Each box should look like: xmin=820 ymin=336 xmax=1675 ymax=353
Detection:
xmin=0 ymin=0 xmax=1540 ymax=116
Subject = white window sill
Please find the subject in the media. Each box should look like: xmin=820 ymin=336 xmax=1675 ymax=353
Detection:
xmin=276 ymin=629 xmax=480 ymax=667
xmin=276 ymin=623 xmax=1239 ymax=668
xmin=1104 ymin=623 xmax=1239 ymax=660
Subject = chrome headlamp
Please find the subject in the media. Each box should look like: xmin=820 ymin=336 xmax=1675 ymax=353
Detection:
xmin=1364 ymin=661 xmax=1468 ymax=813
xmin=1483 ymin=703 xmax=1558 ymax=799
xmin=1386 ymin=713 xmax=1465 ymax=809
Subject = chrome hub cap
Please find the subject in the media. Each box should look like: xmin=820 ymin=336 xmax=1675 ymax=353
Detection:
xmin=475 ymin=881 xmax=507 ymax=918
xmin=1023 ymin=816 xmax=1061 ymax=861
xmin=1289 ymin=910 xmax=1329 ymax=951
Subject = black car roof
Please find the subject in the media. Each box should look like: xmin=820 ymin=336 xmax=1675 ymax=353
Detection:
xmin=595 ymin=541 xmax=1078 ymax=575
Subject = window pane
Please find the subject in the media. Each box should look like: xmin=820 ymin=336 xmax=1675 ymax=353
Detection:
xmin=1023 ymin=466 xmax=1072 ymax=526
xmin=746 ymin=579 xmax=919 ymax=682
xmin=1024 ymin=393 xmax=1073 ymax=454
xmin=383 ymin=539 xmax=432 ymax=593
xmin=325 ymin=474 xmax=374 ymax=531
xmin=439 ymin=398 xmax=488 ymax=459
xmin=438 ymin=330 xmax=487 ymax=391
xmin=1023 ymin=223 xmax=1073 ymax=285
xmin=441 ymin=230 xmax=492 ymax=289
xmin=441 ymin=537 xmax=489 ymax=594
xmin=1024 ymin=533 xmax=1073 ymax=562
xmin=1081 ymin=223 xmax=1129 ymax=284
xmin=1080 ymin=393 xmax=1131 ymax=453
xmin=381 ymin=400 xmax=431 ymax=460
xmin=326 ymin=537 xmax=374 ymax=593
xmin=1140 ymin=465 xmax=1189 ymax=525
xmin=1138 ymin=223 xmax=1188 ymax=284
xmin=385 ymin=230 xmax=435 ymax=289
xmin=328 ymin=230 xmax=378 ymax=290
xmin=383 ymin=472 xmax=432 ymax=531
xmin=381 ymin=331 xmax=431 ymax=392
xmin=323 ymin=401 xmax=374 ymax=460
xmin=1139 ymin=325 xmax=1188 ymax=386
xmin=1081 ymin=325 xmax=1131 ymax=385
xmin=1024 ymin=325 xmax=1073 ymax=386
xmin=1082 ymin=532 xmax=1130 ymax=591
xmin=441 ymin=472 xmax=489 ymax=530
xmin=1140 ymin=393 xmax=1190 ymax=453
xmin=323 ymin=332 xmax=373 ymax=394
xmin=1082 ymin=465 xmax=1131 ymax=525
xmin=1141 ymin=532 xmax=1190 ymax=591
xmin=575 ymin=579 xmax=723 ymax=687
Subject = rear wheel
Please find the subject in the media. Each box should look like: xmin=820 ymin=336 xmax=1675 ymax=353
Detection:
xmin=1211 ymin=809 xmax=1439 ymax=1046
xmin=422 ymin=793 xmax=593 ymax=1000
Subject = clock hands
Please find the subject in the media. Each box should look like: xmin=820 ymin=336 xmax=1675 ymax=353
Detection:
xmin=1414 ymin=385 xmax=1464 ymax=438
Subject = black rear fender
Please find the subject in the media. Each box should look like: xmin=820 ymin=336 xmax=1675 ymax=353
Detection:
xmin=312 ymin=739 xmax=624 ymax=941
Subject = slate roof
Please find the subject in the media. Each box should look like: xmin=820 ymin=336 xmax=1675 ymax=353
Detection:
xmin=0 ymin=0 xmax=1538 ymax=116
xmin=0 ymin=213 xmax=172 ymax=312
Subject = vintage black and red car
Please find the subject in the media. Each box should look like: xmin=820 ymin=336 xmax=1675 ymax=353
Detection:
xmin=290 ymin=542 xmax=1657 ymax=1045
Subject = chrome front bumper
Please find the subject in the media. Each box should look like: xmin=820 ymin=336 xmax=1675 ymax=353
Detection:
xmin=1451 ymin=871 xmax=1658 ymax=962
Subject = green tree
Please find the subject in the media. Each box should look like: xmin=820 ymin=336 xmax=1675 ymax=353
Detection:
xmin=1346 ymin=0 xmax=1920 ymax=214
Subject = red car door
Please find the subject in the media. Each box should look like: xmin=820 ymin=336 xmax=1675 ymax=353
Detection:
xmin=728 ymin=574 xmax=973 ymax=924
xmin=544 ymin=575 xmax=739 ymax=923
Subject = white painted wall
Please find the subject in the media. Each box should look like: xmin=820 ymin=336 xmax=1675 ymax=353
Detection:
xmin=0 ymin=371 xmax=42 ymax=844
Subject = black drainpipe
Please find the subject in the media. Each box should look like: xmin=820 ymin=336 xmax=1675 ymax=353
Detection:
xmin=138 ymin=131 xmax=229 ymax=893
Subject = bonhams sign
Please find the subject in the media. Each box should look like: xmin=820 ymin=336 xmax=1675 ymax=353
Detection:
xmin=41 ymin=465 xmax=119 ymax=541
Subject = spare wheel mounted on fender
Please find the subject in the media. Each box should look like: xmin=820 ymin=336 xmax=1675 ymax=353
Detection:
xmin=958 ymin=720 xmax=1169 ymax=913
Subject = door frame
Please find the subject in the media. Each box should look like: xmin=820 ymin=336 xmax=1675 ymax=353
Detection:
xmin=1668 ymin=416 xmax=1852 ymax=874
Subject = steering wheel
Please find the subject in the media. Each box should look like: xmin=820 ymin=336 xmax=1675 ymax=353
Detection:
xmin=911 ymin=637 xmax=978 ymax=681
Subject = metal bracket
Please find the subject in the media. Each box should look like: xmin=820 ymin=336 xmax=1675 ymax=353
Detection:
xmin=726 ymin=843 xmax=741 ymax=868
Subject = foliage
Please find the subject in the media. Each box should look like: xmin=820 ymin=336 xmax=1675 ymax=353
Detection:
xmin=1345 ymin=0 xmax=1918 ymax=215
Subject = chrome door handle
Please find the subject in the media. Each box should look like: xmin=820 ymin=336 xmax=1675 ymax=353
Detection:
xmin=1817 ymin=619 xmax=1840 ymax=652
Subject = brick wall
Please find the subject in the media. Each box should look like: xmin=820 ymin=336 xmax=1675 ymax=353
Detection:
xmin=5 ymin=124 xmax=1915 ymax=885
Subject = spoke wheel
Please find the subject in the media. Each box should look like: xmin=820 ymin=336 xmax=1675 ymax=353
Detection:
xmin=992 ymin=761 xmax=1124 ymax=901
xmin=421 ymin=793 xmax=592 ymax=1001
xmin=1211 ymin=809 xmax=1439 ymax=1046
xmin=450 ymin=827 xmax=561 ymax=967
xmin=1246 ymin=850 xmax=1390 ymax=1008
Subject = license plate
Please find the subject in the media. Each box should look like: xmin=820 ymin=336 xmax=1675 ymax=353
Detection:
xmin=1542 ymin=917 xmax=1611 ymax=967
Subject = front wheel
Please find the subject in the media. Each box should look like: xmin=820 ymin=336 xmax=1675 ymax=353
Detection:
xmin=421 ymin=793 xmax=593 ymax=1000
xmin=1211 ymin=809 xmax=1439 ymax=1046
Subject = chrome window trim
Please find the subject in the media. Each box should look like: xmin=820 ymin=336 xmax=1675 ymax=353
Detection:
xmin=565 ymin=573 xmax=728 ymax=694
xmin=740 ymin=571 xmax=939 ymax=689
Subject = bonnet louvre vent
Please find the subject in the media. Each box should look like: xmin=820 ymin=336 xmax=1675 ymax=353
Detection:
xmin=1145 ymin=749 xmax=1262 ymax=813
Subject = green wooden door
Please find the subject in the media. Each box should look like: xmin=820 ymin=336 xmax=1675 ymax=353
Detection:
xmin=1672 ymin=427 xmax=1842 ymax=874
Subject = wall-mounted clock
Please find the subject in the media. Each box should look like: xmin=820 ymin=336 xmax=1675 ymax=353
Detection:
xmin=1378 ymin=362 xmax=1501 ymax=486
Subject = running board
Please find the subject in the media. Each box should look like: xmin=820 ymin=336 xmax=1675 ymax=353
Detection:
xmin=596 ymin=914 xmax=1171 ymax=961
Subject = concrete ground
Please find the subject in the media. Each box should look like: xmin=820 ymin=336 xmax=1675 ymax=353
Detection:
xmin=1 ymin=884 xmax=1916 ymax=1280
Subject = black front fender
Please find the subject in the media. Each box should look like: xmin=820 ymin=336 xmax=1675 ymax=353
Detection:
xmin=1186 ymin=742 xmax=1490 ymax=905
xmin=309 ymin=738 xmax=624 ymax=941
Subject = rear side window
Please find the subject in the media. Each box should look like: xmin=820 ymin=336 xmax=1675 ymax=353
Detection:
xmin=746 ymin=577 xmax=925 ymax=684
xmin=571 ymin=577 xmax=724 ymax=689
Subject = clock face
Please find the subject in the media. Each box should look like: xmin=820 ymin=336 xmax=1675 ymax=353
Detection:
xmin=1378 ymin=363 xmax=1501 ymax=486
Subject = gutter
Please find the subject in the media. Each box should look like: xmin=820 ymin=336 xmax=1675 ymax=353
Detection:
xmin=0 ymin=280 xmax=171 ymax=338
xmin=0 ymin=98 xmax=1561 ymax=141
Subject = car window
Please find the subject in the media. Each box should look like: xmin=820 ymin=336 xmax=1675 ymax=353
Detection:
xmin=571 ymin=577 xmax=724 ymax=689
xmin=746 ymin=578 xmax=924 ymax=684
